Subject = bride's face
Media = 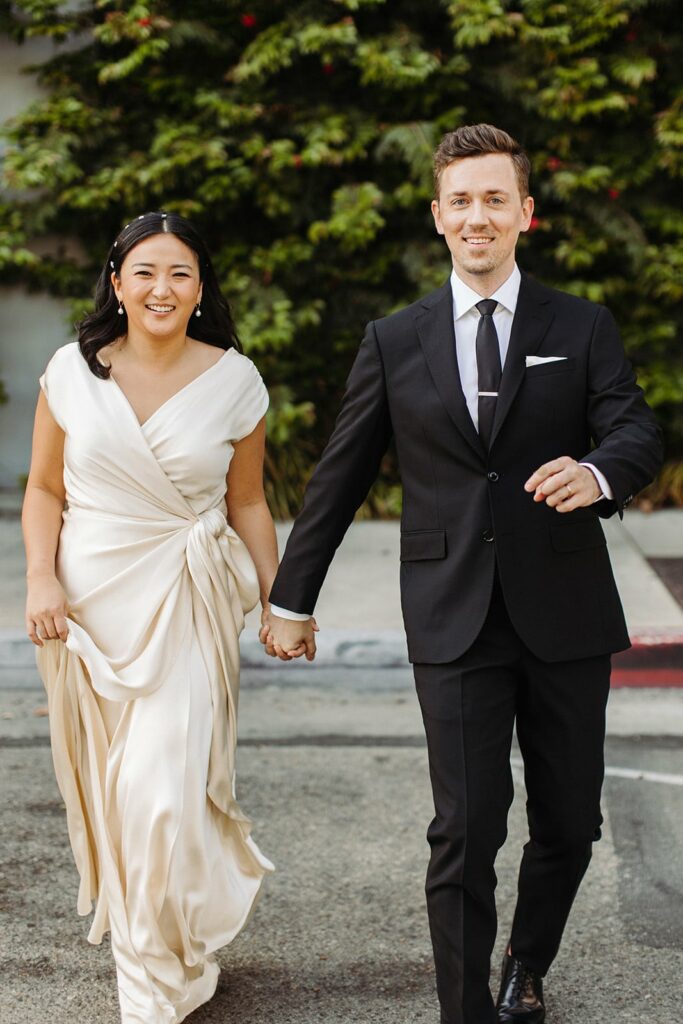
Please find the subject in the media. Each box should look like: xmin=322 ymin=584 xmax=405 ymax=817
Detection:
xmin=111 ymin=234 xmax=203 ymax=339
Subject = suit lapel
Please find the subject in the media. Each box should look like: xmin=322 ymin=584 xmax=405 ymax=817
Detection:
xmin=490 ymin=272 xmax=554 ymax=448
xmin=415 ymin=280 xmax=485 ymax=460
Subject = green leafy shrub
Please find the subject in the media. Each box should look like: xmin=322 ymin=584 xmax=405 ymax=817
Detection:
xmin=2 ymin=0 xmax=682 ymax=511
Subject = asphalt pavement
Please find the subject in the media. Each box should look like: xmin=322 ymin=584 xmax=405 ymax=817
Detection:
xmin=3 ymin=668 xmax=683 ymax=1024
xmin=1 ymin=503 xmax=683 ymax=1023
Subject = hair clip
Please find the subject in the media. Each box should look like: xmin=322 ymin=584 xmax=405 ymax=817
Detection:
xmin=113 ymin=240 xmax=118 ymax=247
xmin=110 ymin=260 xmax=115 ymax=268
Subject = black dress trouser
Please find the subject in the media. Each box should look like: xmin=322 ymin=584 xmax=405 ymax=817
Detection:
xmin=413 ymin=572 xmax=611 ymax=1024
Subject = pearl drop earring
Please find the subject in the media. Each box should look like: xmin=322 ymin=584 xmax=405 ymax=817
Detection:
xmin=118 ymin=301 xmax=124 ymax=315
xmin=195 ymin=304 xmax=202 ymax=318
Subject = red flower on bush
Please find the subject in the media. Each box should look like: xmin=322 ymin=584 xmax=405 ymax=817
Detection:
xmin=292 ymin=155 xmax=303 ymax=169
xmin=608 ymin=187 xmax=621 ymax=200
xmin=625 ymin=29 xmax=638 ymax=42
xmin=528 ymin=216 xmax=541 ymax=232
xmin=241 ymin=13 xmax=257 ymax=28
xmin=546 ymin=156 xmax=563 ymax=171
xmin=138 ymin=17 xmax=151 ymax=26
xmin=322 ymin=62 xmax=335 ymax=75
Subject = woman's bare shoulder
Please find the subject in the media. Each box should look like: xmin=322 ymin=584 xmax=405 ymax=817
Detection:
xmin=187 ymin=338 xmax=227 ymax=370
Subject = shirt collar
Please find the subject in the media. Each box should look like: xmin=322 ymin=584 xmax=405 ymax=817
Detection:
xmin=450 ymin=263 xmax=521 ymax=320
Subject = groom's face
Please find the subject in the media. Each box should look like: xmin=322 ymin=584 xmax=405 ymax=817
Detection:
xmin=431 ymin=153 xmax=534 ymax=289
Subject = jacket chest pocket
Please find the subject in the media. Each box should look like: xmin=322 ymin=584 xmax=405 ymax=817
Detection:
xmin=521 ymin=358 xmax=579 ymax=425
xmin=524 ymin=357 xmax=576 ymax=380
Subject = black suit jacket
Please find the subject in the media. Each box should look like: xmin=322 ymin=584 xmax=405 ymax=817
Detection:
xmin=269 ymin=272 xmax=663 ymax=664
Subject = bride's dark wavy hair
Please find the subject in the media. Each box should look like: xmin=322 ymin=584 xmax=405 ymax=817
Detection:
xmin=78 ymin=211 xmax=242 ymax=379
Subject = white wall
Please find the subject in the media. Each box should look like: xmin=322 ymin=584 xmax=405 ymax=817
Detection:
xmin=1 ymin=33 xmax=72 ymax=487
xmin=0 ymin=290 xmax=72 ymax=485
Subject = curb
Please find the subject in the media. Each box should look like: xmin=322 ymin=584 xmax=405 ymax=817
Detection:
xmin=612 ymin=633 xmax=683 ymax=687
xmin=2 ymin=628 xmax=683 ymax=687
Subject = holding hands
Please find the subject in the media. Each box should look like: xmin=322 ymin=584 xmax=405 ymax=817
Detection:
xmin=260 ymin=604 xmax=319 ymax=662
xmin=525 ymin=456 xmax=601 ymax=511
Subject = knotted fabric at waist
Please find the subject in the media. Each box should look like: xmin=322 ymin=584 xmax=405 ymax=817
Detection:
xmin=54 ymin=502 xmax=260 ymax=703
xmin=185 ymin=505 xmax=260 ymax=617
xmin=190 ymin=506 xmax=230 ymax=541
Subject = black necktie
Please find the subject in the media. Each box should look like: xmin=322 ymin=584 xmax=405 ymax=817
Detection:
xmin=475 ymin=299 xmax=502 ymax=450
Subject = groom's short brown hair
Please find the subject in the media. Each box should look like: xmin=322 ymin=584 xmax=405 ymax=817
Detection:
xmin=433 ymin=124 xmax=531 ymax=201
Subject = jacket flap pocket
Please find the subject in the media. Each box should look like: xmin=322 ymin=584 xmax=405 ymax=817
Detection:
xmin=550 ymin=519 xmax=606 ymax=553
xmin=400 ymin=530 xmax=446 ymax=561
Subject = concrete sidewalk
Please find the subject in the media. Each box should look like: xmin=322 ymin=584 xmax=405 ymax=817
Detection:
xmin=1 ymin=492 xmax=682 ymax=684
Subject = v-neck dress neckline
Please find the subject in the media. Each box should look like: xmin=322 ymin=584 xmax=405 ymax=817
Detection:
xmin=106 ymin=347 xmax=233 ymax=429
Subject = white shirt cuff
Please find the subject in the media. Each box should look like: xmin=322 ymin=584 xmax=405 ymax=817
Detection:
xmin=580 ymin=462 xmax=614 ymax=502
xmin=269 ymin=603 xmax=312 ymax=621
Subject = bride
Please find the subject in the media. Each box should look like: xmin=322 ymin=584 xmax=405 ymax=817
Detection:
xmin=22 ymin=211 xmax=304 ymax=1022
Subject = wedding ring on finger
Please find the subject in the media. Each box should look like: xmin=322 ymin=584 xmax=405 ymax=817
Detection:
xmin=566 ymin=484 xmax=573 ymax=497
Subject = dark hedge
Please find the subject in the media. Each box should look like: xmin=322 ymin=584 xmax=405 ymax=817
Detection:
xmin=2 ymin=0 xmax=682 ymax=511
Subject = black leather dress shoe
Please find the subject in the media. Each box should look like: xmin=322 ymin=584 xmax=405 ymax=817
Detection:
xmin=496 ymin=953 xmax=545 ymax=1023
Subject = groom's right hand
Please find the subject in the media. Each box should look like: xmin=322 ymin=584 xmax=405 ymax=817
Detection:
xmin=262 ymin=612 xmax=319 ymax=662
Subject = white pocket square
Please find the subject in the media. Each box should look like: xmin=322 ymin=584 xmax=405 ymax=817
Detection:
xmin=525 ymin=355 xmax=568 ymax=367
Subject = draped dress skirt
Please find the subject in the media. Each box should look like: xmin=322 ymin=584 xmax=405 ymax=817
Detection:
xmin=36 ymin=342 xmax=273 ymax=1024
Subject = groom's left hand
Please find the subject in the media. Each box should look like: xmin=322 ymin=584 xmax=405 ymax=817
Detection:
xmin=260 ymin=608 xmax=318 ymax=662
xmin=524 ymin=456 xmax=601 ymax=511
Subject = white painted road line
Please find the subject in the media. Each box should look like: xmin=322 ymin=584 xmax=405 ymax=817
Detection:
xmin=603 ymin=765 xmax=683 ymax=787
xmin=511 ymin=757 xmax=683 ymax=787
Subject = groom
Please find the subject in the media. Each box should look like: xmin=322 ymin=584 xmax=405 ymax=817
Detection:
xmin=263 ymin=125 xmax=662 ymax=1023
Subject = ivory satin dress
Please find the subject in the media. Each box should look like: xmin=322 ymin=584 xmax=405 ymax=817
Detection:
xmin=36 ymin=342 xmax=274 ymax=1024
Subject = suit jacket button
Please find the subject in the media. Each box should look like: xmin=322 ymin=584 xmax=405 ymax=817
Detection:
xmin=487 ymin=471 xmax=499 ymax=482
xmin=482 ymin=529 xmax=494 ymax=543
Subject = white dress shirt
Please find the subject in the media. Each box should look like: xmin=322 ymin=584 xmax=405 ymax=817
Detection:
xmin=451 ymin=264 xmax=519 ymax=432
xmin=271 ymin=266 xmax=612 ymax=622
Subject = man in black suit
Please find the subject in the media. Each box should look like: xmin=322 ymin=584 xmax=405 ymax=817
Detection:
xmin=262 ymin=124 xmax=662 ymax=1024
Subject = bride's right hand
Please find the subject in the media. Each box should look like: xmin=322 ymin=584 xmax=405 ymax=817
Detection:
xmin=26 ymin=573 xmax=70 ymax=646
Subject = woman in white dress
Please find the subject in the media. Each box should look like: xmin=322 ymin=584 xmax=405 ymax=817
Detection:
xmin=22 ymin=212 xmax=302 ymax=1023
